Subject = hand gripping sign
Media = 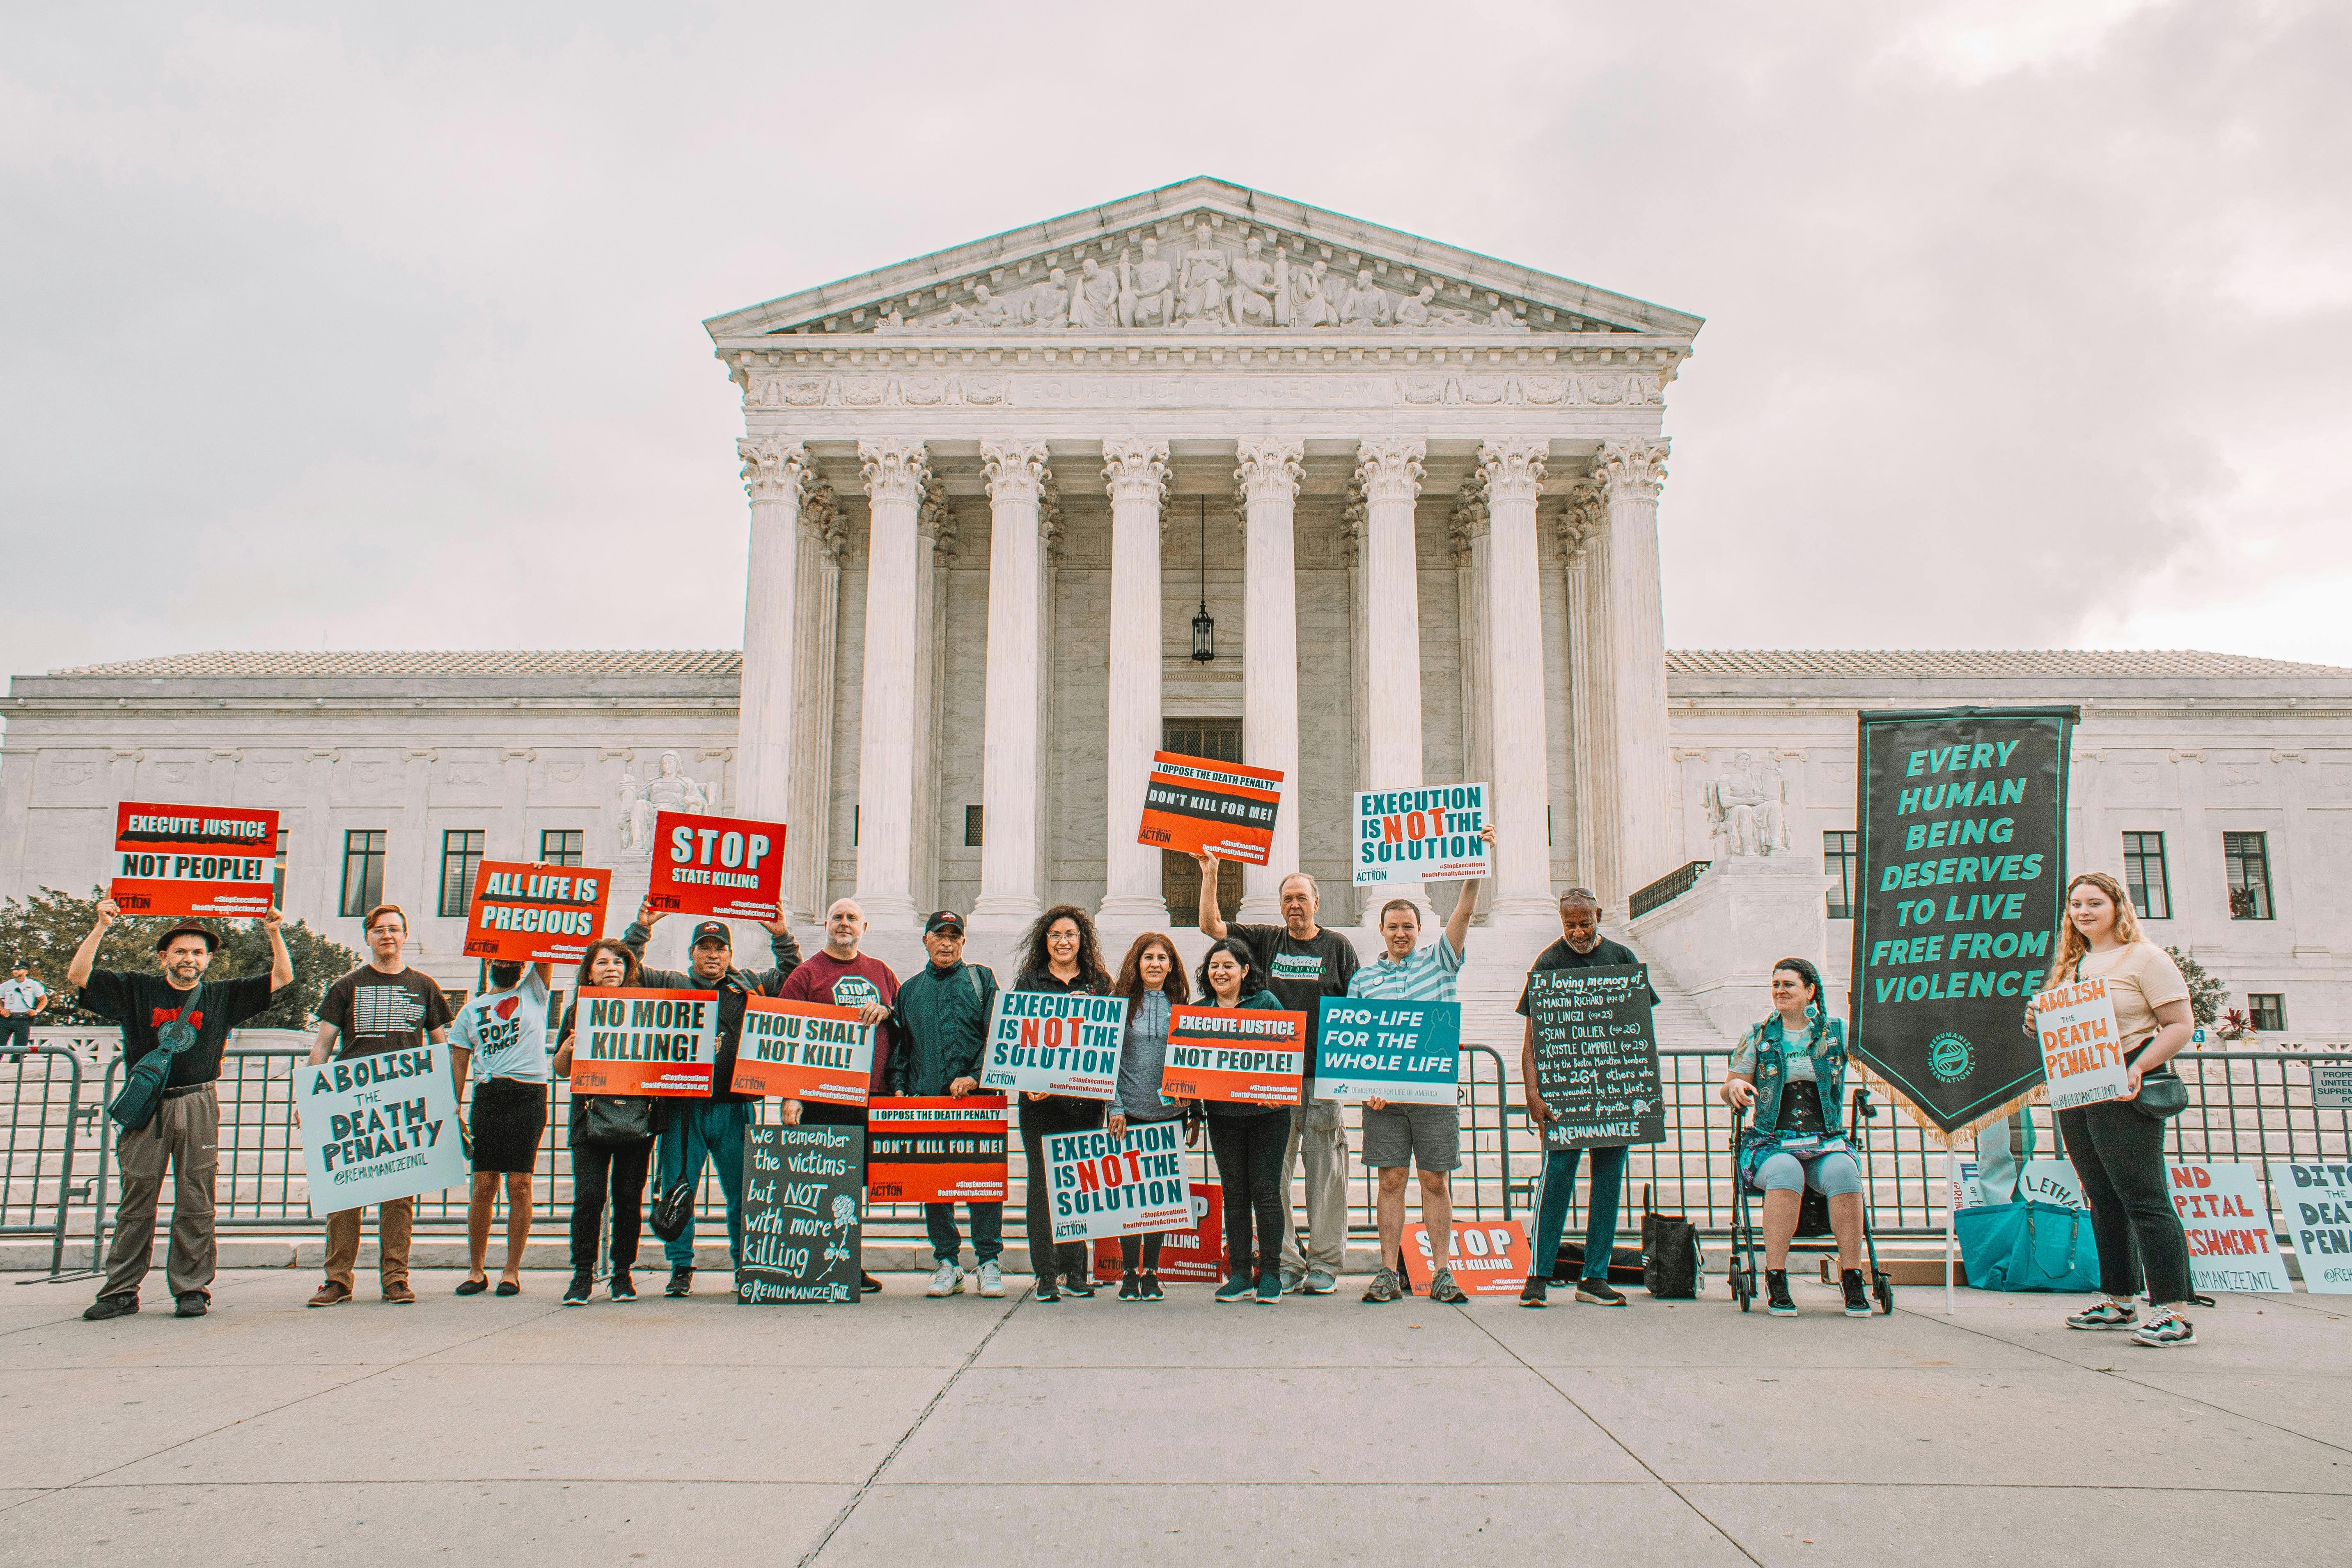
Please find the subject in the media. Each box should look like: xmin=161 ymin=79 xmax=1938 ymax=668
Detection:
xmin=980 ymin=990 xmax=1128 ymax=1099
xmin=463 ymin=861 xmax=611 ymax=965
xmin=731 ymin=997 xmax=874 ymax=1106
xmin=110 ymin=802 xmax=279 ymax=918
xmin=296 ymin=1043 xmax=467 ymax=1215
xmin=1314 ymin=997 xmax=1461 ymax=1105
xmin=2030 ymin=976 xmax=2130 ymax=1112
xmin=1160 ymin=1005 xmax=1307 ymax=1107
xmin=569 ymin=986 xmax=719 ymax=1097
xmin=1043 ymin=1121 xmax=1193 ymax=1243
xmin=1138 ymin=751 xmax=1284 ymax=864
xmin=867 ymin=1097 xmax=1009 ymax=1203
xmin=648 ymin=810 xmax=785 ymax=922
xmin=1353 ymin=784 xmax=1490 ymax=886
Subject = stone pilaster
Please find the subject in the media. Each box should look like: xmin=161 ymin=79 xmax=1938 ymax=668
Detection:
xmin=970 ymin=439 xmax=1053 ymax=939
xmin=852 ymin=438 xmax=929 ymax=931
xmin=786 ymin=477 xmax=843 ymax=922
xmin=734 ymin=437 xmax=810 ymax=826
xmin=1235 ymin=438 xmax=1305 ymax=922
xmin=1356 ymin=436 xmax=1430 ymax=923
xmin=1097 ymin=438 xmax=1171 ymax=931
xmin=1596 ymin=438 xmax=1675 ymax=900
xmin=1560 ymin=475 xmax=1611 ymax=908
xmin=1477 ymin=439 xmax=1555 ymax=940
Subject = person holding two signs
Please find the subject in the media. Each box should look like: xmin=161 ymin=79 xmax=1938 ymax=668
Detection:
xmin=1195 ymin=938 xmax=1293 ymax=1305
xmin=1106 ymin=932 xmax=1195 ymax=1301
xmin=1012 ymin=905 xmax=1116 ymax=1301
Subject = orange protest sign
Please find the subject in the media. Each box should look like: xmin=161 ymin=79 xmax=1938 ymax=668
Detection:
xmin=647 ymin=811 xmax=785 ymax=922
xmin=462 ymin=861 xmax=610 ymax=965
xmin=1406 ymin=1218 xmax=1533 ymax=1295
xmin=868 ymin=1097 xmax=1009 ymax=1204
xmin=731 ymin=997 xmax=873 ymax=1105
xmin=109 ymin=802 xmax=279 ymax=918
xmin=1160 ymin=1006 xmax=1307 ymax=1107
xmin=1137 ymin=751 xmax=1284 ymax=864
xmin=1093 ymin=1183 xmax=1226 ymax=1284
xmin=566 ymin=986 xmax=718 ymax=1097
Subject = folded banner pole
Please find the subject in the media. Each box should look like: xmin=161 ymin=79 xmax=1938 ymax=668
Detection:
xmin=1944 ymin=1149 xmax=1958 ymax=1315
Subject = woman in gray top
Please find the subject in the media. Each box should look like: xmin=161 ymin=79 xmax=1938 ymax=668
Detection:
xmin=1108 ymin=932 xmax=1195 ymax=1301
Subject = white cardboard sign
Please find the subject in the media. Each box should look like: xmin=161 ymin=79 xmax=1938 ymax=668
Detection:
xmin=2031 ymin=977 xmax=2130 ymax=1112
xmin=297 ymin=1044 xmax=467 ymax=1215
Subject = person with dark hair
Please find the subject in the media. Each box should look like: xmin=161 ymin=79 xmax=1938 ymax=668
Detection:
xmin=449 ymin=959 xmax=555 ymax=1297
xmin=1519 ymin=888 xmax=1660 ymax=1309
xmin=1108 ymin=932 xmax=1192 ymax=1301
xmin=70 ymin=895 xmax=292 ymax=1320
xmin=894 ymin=910 xmax=1004 ymax=1299
xmin=1013 ymin=904 xmax=1114 ymax=1301
xmin=1 ymin=958 xmax=48 ymax=1058
xmin=306 ymin=903 xmax=454 ymax=1308
xmin=1195 ymin=937 xmax=1291 ymax=1304
xmin=552 ymin=938 xmax=658 ymax=1304
xmin=1721 ymin=955 xmax=1869 ymax=1318
xmin=2041 ymin=871 xmax=2199 ymax=1348
xmin=777 ymin=898 xmax=898 ymax=1295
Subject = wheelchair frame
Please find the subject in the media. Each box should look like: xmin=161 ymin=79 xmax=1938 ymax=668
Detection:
xmin=1726 ymin=1085 xmax=1896 ymax=1315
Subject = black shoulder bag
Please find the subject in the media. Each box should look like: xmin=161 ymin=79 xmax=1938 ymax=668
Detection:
xmin=109 ymin=983 xmax=204 ymax=1135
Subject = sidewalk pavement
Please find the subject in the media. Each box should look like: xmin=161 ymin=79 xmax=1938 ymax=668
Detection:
xmin=1 ymin=1267 xmax=2345 ymax=1565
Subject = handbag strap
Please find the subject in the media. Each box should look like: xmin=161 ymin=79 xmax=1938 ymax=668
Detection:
xmin=160 ymin=982 xmax=204 ymax=1053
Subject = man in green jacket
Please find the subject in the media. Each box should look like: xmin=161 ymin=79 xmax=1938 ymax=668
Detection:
xmin=891 ymin=910 xmax=1004 ymax=1297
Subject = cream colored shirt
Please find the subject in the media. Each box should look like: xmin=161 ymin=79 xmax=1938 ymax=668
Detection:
xmin=2070 ymin=940 xmax=2190 ymax=1047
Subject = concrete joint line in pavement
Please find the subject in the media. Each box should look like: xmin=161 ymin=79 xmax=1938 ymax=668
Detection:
xmin=797 ymin=1291 xmax=1023 ymax=1567
xmin=1446 ymin=1302 xmax=1769 ymax=1568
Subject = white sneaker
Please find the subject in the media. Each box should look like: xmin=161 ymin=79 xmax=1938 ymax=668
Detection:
xmin=925 ymin=1260 xmax=964 ymax=1297
xmin=977 ymin=1260 xmax=1004 ymax=1297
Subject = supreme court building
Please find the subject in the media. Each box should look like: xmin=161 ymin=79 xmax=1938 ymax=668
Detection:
xmin=5 ymin=179 xmax=2348 ymax=1042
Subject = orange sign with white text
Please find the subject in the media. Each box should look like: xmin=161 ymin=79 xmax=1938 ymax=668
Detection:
xmin=109 ymin=801 xmax=279 ymax=918
xmin=1137 ymin=752 xmax=1284 ymax=864
xmin=1406 ymin=1218 xmax=1533 ymax=1295
xmin=462 ymin=861 xmax=611 ymax=965
xmin=567 ymin=987 xmax=718 ymax=1097
xmin=647 ymin=811 xmax=785 ymax=922
xmin=1160 ymin=1006 xmax=1307 ymax=1107
xmin=730 ymin=997 xmax=873 ymax=1105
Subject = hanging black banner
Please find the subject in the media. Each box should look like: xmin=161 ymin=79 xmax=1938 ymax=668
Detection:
xmin=1849 ymin=705 xmax=2077 ymax=1137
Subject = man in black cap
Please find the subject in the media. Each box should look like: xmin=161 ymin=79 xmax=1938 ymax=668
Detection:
xmin=68 ymin=895 xmax=292 ymax=1320
xmin=892 ymin=910 xmax=1004 ymax=1297
xmin=1 ymin=958 xmax=48 ymax=1057
xmin=621 ymin=902 xmax=800 ymax=1300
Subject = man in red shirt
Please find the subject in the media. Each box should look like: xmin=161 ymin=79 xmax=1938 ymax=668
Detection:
xmin=779 ymin=897 xmax=898 ymax=1292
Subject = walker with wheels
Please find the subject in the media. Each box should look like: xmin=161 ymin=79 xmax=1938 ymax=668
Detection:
xmin=1726 ymin=1085 xmax=1896 ymax=1315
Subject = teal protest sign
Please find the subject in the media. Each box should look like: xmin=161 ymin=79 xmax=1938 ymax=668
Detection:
xmin=1313 ymin=997 xmax=1460 ymax=1105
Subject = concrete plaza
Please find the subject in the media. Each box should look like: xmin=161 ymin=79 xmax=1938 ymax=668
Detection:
xmin=0 ymin=1266 xmax=2345 ymax=1566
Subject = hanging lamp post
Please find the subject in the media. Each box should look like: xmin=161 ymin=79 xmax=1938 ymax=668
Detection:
xmin=1190 ymin=495 xmax=1215 ymax=662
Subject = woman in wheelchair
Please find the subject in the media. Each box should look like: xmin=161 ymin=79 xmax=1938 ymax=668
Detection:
xmin=1721 ymin=957 xmax=1871 ymax=1318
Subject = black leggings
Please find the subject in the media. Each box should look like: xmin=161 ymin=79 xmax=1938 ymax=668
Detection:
xmin=2059 ymin=1099 xmax=2192 ymax=1305
xmin=1021 ymin=1102 xmax=1100 ymax=1281
xmin=1119 ymin=1233 xmax=1164 ymax=1271
xmin=1208 ymin=1111 xmax=1288 ymax=1280
xmin=569 ymin=1137 xmax=653 ymax=1275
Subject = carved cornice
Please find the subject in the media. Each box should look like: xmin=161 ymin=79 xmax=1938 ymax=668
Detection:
xmin=1596 ymin=437 xmax=1669 ymax=503
xmin=1355 ymin=437 xmax=1426 ymax=507
xmin=737 ymin=437 xmax=809 ymax=505
xmin=1102 ymin=437 xmax=1171 ymax=508
xmin=1233 ymin=438 xmax=1305 ymax=509
xmin=1477 ymin=438 xmax=1548 ymax=508
xmin=857 ymin=438 xmax=931 ymax=505
xmin=979 ymin=438 xmax=1051 ymax=505
xmin=798 ymin=475 xmax=847 ymax=561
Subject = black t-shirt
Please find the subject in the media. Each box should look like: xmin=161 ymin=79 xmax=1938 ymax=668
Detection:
xmin=1226 ymin=923 xmax=1359 ymax=1090
xmin=320 ymin=966 xmax=454 ymax=1059
xmin=1011 ymin=968 xmax=1112 ymax=1134
xmin=1515 ymin=936 xmax=1660 ymax=1015
xmin=79 ymin=969 xmax=277 ymax=1088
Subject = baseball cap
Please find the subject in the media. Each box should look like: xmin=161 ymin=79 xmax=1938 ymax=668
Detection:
xmin=688 ymin=920 xmax=733 ymax=947
xmin=153 ymin=924 xmax=220 ymax=954
xmin=923 ymin=910 xmax=965 ymax=935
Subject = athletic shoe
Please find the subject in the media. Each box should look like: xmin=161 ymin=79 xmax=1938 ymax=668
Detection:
xmin=977 ymin=1260 xmax=1005 ymax=1297
xmin=1362 ymin=1267 xmax=1404 ymax=1303
xmin=927 ymin=1260 xmax=965 ymax=1298
xmin=1577 ymin=1279 xmax=1628 ymax=1308
xmin=2066 ymin=1296 xmax=2139 ymax=1331
xmin=174 ymin=1292 xmax=209 ymax=1318
xmin=1765 ymin=1269 xmax=1796 ymax=1316
xmin=1279 ymin=1268 xmax=1306 ymax=1295
xmin=1062 ymin=1272 xmax=1097 ymax=1299
xmin=1033 ymin=1274 xmax=1061 ymax=1303
xmin=1139 ymin=1270 xmax=1165 ymax=1302
xmin=1302 ymin=1268 xmax=1338 ymax=1295
xmin=562 ymin=1272 xmax=594 ymax=1306
xmin=1428 ymin=1268 xmax=1469 ymax=1304
xmin=305 ymin=1281 xmax=351 ymax=1308
xmin=2131 ymin=1311 xmax=2196 ymax=1348
xmin=861 ymin=1272 xmax=884 ymax=1294
xmin=665 ymin=1268 xmax=693 ymax=1297
xmin=83 ymin=1293 xmax=138 ymax=1321
xmin=1215 ymin=1276 xmax=1255 ymax=1303
xmin=1520 ymin=1277 xmax=1550 ymax=1309
xmin=609 ymin=1270 xmax=637 ymax=1302
xmin=1117 ymin=1270 xmax=1141 ymax=1302
xmin=1841 ymin=1268 xmax=1871 ymax=1317
xmin=382 ymin=1282 xmax=417 ymax=1305
xmin=1254 ymin=1269 xmax=1283 ymax=1304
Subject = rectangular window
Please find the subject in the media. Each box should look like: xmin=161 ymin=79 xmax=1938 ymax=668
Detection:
xmin=2224 ymin=832 xmax=2273 ymax=920
xmin=339 ymin=830 xmax=386 ymax=917
xmin=272 ymin=828 xmax=289 ymax=909
xmin=1823 ymin=831 xmax=1859 ymax=919
xmin=2121 ymin=831 xmax=2171 ymax=920
xmin=540 ymin=829 xmax=585 ymax=867
xmin=965 ymin=805 xmax=984 ymax=848
xmin=439 ymin=830 xmax=486 ymax=918
xmin=2248 ymin=993 xmax=2286 ymax=1032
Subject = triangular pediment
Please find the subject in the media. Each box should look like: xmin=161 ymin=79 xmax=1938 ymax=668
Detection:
xmin=704 ymin=177 xmax=1702 ymax=344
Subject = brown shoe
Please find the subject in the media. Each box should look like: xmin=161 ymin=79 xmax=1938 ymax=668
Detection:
xmin=307 ymin=1281 xmax=352 ymax=1308
xmin=381 ymin=1281 xmax=417 ymax=1305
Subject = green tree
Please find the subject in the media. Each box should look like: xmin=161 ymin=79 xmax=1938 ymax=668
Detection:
xmin=0 ymin=886 xmax=361 ymax=1030
xmin=2164 ymin=945 xmax=2223 ymax=1027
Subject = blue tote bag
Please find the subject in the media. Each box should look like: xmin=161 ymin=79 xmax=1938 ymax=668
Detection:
xmin=1955 ymin=1199 xmax=2101 ymax=1292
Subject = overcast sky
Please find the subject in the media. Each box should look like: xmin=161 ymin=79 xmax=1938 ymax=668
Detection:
xmin=4 ymin=0 xmax=2346 ymax=680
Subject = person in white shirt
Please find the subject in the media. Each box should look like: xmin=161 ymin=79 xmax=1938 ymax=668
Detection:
xmin=1 ymin=962 xmax=49 ymax=1058
xmin=448 ymin=961 xmax=555 ymax=1296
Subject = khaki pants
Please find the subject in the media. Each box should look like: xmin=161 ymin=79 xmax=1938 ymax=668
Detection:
xmin=102 ymin=1083 xmax=220 ymax=1300
xmin=1278 ymin=1099 xmax=1350 ymax=1276
xmin=324 ymin=1199 xmax=415 ymax=1291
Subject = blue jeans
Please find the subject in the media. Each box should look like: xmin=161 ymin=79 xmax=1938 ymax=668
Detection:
xmin=925 ymin=1203 xmax=1003 ymax=1265
xmin=656 ymin=1100 xmax=750 ymax=1271
xmin=1530 ymin=1143 xmax=1630 ymax=1282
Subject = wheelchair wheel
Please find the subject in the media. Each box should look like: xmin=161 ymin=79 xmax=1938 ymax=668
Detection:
xmin=1873 ymin=1269 xmax=1895 ymax=1316
xmin=1731 ymin=1260 xmax=1754 ymax=1311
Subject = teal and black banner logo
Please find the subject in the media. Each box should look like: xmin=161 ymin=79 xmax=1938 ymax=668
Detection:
xmin=1848 ymin=705 xmax=2076 ymax=1135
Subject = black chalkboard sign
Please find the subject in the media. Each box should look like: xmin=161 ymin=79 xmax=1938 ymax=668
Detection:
xmin=737 ymin=1122 xmax=864 ymax=1304
xmin=1525 ymin=964 xmax=1664 ymax=1149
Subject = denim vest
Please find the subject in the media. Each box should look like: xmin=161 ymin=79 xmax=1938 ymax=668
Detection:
xmin=1742 ymin=1015 xmax=1849 ymax=1141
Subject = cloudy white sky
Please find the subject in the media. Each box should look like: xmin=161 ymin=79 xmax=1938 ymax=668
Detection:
xmin=3 ymin=0 xmax=2347 ymax=679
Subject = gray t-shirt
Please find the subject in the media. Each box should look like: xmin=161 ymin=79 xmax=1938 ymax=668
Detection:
xmin=1116 ymin=988 xmax=1181 ymax=1122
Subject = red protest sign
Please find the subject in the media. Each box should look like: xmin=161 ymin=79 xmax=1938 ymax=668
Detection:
xmin=867 ymin=1097 xmax=1010 ymax=1203
xmin=567 ymin=986 xmax=719 ymax=1097
xmin=109 ymin=801 xmax=279 ymax=918
xmin=731 ymin=997 xmax=873 ymax=1105
xmin=462 ymin=861 xmax=611 ymax=964
xmin=1137 ymin=751 xmax=1284 ymax=864
xmin=1093 ymin=1181 xmax=1226 ymax=1284
xmin=1406 ymin=1217 xmax=1532 ymax=1295
xmin=646 ymin=810 xmax=785 ymax=922
xmin=1161 ymin=1006 xmax=1307 ymax=1107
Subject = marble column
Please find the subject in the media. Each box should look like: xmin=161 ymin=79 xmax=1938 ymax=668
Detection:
xmin=852 ymin=439 xmax=928 ymax=931
xmin=1356 ymin=437 xmax=1430 ymax=923
xmin=733 ymin=438 xmax=809 ymax=826
xmin=1478 ymin=439 xmax=1556 ymax=933
xmin=910 ymin=475 xmax=956 ymax=913
xmin=1097 ymin=438 xmax=1171 ymax=930
xmin=1561 ymin=476 xmax=1613 ymax=906
xmin=1596 ymin=439 xmax=1675 ymax=900
xmin=786 ymin=478 xmax=843 ymax=922
xmin=970 ymin=439 xmax=1052 ymax=940
xmin=1450 ymin=481 xmax=1494 ymax=923
xmin=1235 ymin=438 xmax=1305 ymax=922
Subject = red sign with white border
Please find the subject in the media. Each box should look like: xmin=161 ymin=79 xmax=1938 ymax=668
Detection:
xmin=1406 ymin=1217 xmax=1533 ymax=1295
xmin=646 ymin=810 xmax=786 ymax=922
xmin=1160 ymin=1005 xmax=1307 ymax=1107
xmin=731 ymin=997 xmax=873 ymax=1105
xmin=567 ymin=986 xmax=718 ymax=1097
xmin=462 ymin=861 xmax=611 ymax=964
xmin=867 ymin=1097 xmax=1010 ymax=1203
xmin=1093 ymin=1181 xmax=1227 ymax=1284
xmin=1137 ymin=751 xmax=1284 ymax=864
xmin=109 ymin=801 xmax=279 ymax=918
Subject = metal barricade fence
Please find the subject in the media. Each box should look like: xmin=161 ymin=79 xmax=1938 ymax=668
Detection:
xmin=0 ymin=1045 xmax=86 ymax=1277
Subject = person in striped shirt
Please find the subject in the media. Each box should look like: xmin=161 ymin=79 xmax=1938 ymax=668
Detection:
xmin=1348 ymin=826 xmax=1490 ymax=1304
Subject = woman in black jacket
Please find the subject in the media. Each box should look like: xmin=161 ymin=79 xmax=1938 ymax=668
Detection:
xmin=550 ymin=939 xmax=659 ymax=1307
xmin=1014 ymin=904 xmax=1116 ymax=1301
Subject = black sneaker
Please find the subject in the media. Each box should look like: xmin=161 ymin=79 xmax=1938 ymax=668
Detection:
xmin=82 ymin=1293 xmax=138 ymax=1321
xmin=1520 ymin=1277 xmax=1550 ymax=1308
xmin=1765 ymin=1269 xmax=1796 ymax=1316
xmin=1841 ymin=1268 xmax=1871 ymax=1317
xmin=173 ymin=1291 xmax=209 ymax=1318
xmin=1118 ymin=1270 xmax=1140 ymax=1301
xmin=1062 ymin=1269 xmax=1096 ymax=1299
xmin=609 ymin=1270 xmax=637 ymax=1302
xmin=1139 ymin=1270 xmax=1165 ymax=1302
xmin=1576 ymin=1279 xmax=1628 ymax=1308
xmin=664 ymin=1268 xmax=693 ymax=1297
xmin=860 ymin=1272 xmax=883 ymax=1295
xmin=561 ymin=1272 xmax=594 ymax=1306
xmin=1034 ymin=1274 xmax=1061 ymax=1303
